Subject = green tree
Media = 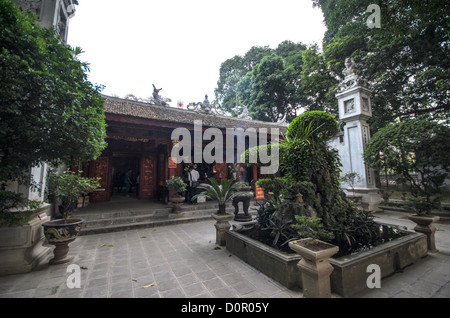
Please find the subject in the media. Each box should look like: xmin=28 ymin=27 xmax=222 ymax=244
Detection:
xmin=0 ymin=0 xmax=107 ymax=220
xmin=214 ymin=46 xmax=271 ymax=116
xmin=0 ymin=0 xmax=107 ymax=184
xmin=363 ymin=119 xmax=450 ymax=214
xmin=215 ymin=41 xmax=308 ymax=122
xmin=299 ymin=45 xmax=338 ymax=114
xmin=312 ymin=0 xmax=450 ymax=131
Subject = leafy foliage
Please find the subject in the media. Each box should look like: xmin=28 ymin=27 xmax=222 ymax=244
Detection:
xmin=192 ymin=178 xmax=239 ymax=211
xmin=0 ymin=0 xmax=107 ymax=184
xmin=312 ymin=0 xmax=450 ymax=131
xmin=364 ymin=119 xmax=450 ymax=214
xmin=291 ymin=216 xmax=335 ymax=241
xmin=286 ymin=110 xmax=338 ymax=142
xmin=48 ymin=170 xmax=100 ymax=220
xmin=165 ymin=176 xmax=187 ymax=195
xmin=215 ymin=41 xmax=308 ymax=122
xmin=253 ymin=111 xmax=383 ymax=254
xmin=0 ymin=191 xmax=43 ymax=226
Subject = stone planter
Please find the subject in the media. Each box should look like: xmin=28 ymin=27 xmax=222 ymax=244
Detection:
xmin=0 ymin=204 xmax=52 ymax=276
xmin=169 ymin=196 xmax=185 ymax=214
xmin=408 ymin=214 xmax=440 ymax=252
xmin=211 ymin=213 xmax=234 ymax=246
xmin=289 ymin=238 xmax=339 ymax=298
xmin=226 ymin=223 xmax=428 ymax=297
xmin=42 ymin=218 xmax=84 ymax=265
xmin=225 ymin=229 xmax=302 ymax=288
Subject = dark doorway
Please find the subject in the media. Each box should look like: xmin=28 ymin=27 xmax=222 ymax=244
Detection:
xmin=111 ymin=154 xmax=140 ymax=198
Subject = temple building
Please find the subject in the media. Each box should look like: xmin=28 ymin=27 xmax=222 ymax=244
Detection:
xmin=85 ymin=94 xmax=287 ymax=202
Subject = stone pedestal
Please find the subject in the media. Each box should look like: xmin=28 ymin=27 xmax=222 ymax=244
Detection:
xmin=169 ymin=196 xmax=185 ymax=214
xmin=212 ymin=213 xmax=234 ymax=246
xmin=0 ymin=204 xmax=51 ymax=276
xmin=351 ymin=188 xmax=381 ymax=212
xmin=289 ymin=238 xmax=339 ymax=298
xmin=408 ymin=214 xmax=440 ymax=253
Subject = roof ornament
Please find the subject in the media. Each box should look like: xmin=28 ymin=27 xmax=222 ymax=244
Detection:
xmin=187 ymin=94 xmax=225 ymax=115
xmin=276 ymin=113 xmax=288 ymax=126
xmin=338 ymin=58 xmax=368 ymax=92
xmin=148 ymin=84 xmax=171 ymax=106
xmin=237 ymin=104 xmax=252 ymax=120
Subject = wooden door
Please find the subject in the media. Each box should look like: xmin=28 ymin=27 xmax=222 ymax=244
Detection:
xmin=89 ymin=156 xmax=111 ymax=202
xmin=139 ymin=152 xmax=156 ymax=199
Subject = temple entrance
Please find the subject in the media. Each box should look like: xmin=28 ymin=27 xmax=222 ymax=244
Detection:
xmin=111 ymin=154 xmax=140 ymax=198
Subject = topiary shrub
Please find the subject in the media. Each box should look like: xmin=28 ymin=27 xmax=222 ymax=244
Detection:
xmin=286 ymin=110 xmax=339 ymax=142
xmin=253 ymin=110 xmax=383 ymax=255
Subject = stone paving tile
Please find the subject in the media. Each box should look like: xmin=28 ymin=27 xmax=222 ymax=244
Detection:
xmin=1 ymin=210 xmax=450 ymax=299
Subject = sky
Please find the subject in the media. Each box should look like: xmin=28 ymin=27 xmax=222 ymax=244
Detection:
xmin=67 ymin=0 xmax=327 ymax=107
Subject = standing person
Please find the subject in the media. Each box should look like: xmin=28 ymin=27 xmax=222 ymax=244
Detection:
xmin=124 ymin=169 xmax=133 ymax=197
xmin=188 ymin=166 xmax=200 ymax=204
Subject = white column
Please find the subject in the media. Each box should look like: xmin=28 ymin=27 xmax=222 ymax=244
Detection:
xmin=335 ymin=59 xmax=381 ymax=211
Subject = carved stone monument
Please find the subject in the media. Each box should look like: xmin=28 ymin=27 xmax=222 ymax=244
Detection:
xmin=334 ymin=58 xmax=381 ymax=211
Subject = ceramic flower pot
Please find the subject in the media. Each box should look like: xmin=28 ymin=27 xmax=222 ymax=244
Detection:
xmin=42 ymin=218 xmax=84 ymax=265
xmin=169 ymin=196 xmax=185 ymax=213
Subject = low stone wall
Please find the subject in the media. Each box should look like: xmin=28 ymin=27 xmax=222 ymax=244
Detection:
xmin=225 ymin=230 xmax=302 ymax=289
xmin=226 ymin=224 xmax=428 ymax=297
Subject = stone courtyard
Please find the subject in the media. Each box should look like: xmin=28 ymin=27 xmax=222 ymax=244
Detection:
xmin=0 ymin=207 xmax=449 ymax=299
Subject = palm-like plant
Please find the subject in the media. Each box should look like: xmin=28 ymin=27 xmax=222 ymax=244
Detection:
xmin=192 ymin=177 xmax=239 ymax=214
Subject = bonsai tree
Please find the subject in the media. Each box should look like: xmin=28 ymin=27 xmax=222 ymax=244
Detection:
xmin=192 ymin=178 xmax=240 ymax=214
xmin=364 ymin=119 xmax=450 ymax=215
xmin=49 ymin=170 xmax=100 ymax=221
xmin=166 ymin=176 xmax=187 ymax=197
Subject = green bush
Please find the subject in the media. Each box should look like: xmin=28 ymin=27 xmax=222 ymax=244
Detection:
xmin=364 ymin=119 xmax=450 ymax=214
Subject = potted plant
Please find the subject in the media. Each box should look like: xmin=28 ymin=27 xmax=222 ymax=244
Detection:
xmin=166 ymin=176 xmax=187 ymax=213
xmin=192 ymin=178 xmax=239 ymax=246
xmin=43 ymin=170 xmax=100 ymax=265
xmin=406 ymin=196 xmax=440 ymax=252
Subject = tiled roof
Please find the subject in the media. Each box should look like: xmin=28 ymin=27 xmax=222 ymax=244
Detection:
xmin=103 ymin=95 xmax=287 ymax=132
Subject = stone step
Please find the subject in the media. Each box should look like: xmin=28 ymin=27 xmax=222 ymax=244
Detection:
xmin=77 ymin=206 xmax=235 ymax=236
